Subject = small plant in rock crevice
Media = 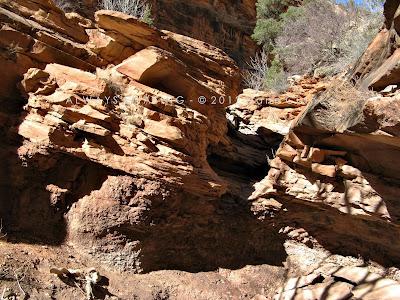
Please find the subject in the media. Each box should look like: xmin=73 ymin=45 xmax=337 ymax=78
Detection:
xmin=244 ymin=50 xmax=288 ymax=92
xmin=100 ymin=0 xmax=154 ymax=25
xmin=1 ymin=43 xmax=23 ymax=62
xmin=53 ymin=0 xmax=83 ymax=12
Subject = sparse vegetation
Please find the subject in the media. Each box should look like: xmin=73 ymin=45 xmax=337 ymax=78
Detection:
xmin=53 ymin=0 xmax=82 ymax=12
xmin=244 ymin=50 xmax=288 ymax=92
xmin=248 ymin=0 xmax=383 ymax=91
xmin=276 ymin=0 xmax=383 ymax=76
xmin=100 ymin=0 xmax=154 ymax=25
xmin=308 ymin=78 xmax=375 ymax=131
xmin=2 ymin=43 xmax=23 ymax=61
xmin=53 ymin=0 xmax=154 ymax=25
xmin=119 ymin=98 xmax=145 ymax=127
xmin=0 ymin=219 xmax=6 ymax=241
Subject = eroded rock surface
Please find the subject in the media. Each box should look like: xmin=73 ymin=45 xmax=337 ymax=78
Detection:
xmin=247 ymin=0 xmax=400 ymax=271
xmin=352 ymin=0 xmax=400 ymax=90
xmin=1 ymin=0 xmax=400 ymax=299
xmin=72 ymin=0 xmax=259 ymax=62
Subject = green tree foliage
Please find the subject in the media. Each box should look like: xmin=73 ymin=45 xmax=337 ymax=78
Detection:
xmin=246 ymin=0 xmax=383 ymax=91
xmin=142 ymin=5 xmax=154 ymax=26
xmin=252 ymin=0 xmax=293 ymax=49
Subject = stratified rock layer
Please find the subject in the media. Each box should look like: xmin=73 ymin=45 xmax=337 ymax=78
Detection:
xmin=352 ymin=0 xmax=400 ymax=90
xmin=248 ymin=0 xmax=400 ymax=269
xmin=78 ymin=0 xmax=259 ymax=62
xmin=1 ymin=0 xmax=283 ymax=276
xmin=1 ymin=1 xmax=400 ymax=299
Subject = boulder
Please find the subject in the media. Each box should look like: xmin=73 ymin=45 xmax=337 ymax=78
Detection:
xmin=352 ymin=278 xmax=400 ymax=300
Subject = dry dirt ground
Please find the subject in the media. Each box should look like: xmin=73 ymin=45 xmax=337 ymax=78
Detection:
xmin=1 ymin=237 xmax=398 ymax=300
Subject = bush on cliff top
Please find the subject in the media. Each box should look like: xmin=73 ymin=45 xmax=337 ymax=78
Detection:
xmin=101 ymin=0 xmax=154 ymax=25
xmin=248 ymin=0 xmax=383 ymax=91
xmin=54 ymin=0 xmax=154 ymax=25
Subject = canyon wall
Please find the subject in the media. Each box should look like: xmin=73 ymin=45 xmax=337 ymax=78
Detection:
xmin=1 ymin=0 xmax=400 ymax=298
xmin=247 ymin=0 xmax=400 ymax=265
xmin=149 ymin=0 xmax=258 ymax=62
xmin=73 ymin=0 xmax=258 ymax=62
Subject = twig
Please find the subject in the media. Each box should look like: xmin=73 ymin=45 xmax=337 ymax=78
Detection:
xmin=1 ymin=287 xmax=7 ymax=300
xmin=0 ymin=219 xmax=7 ymax=240
xmin=74 ymin=280 xmax=88 ymax=299
xmin=13 ymin=270 xmax=26 ymax=299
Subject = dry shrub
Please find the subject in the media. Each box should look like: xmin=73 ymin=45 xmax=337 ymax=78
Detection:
xmin=306 ymin=78 xmax=375 ymax=132
xmin=244 ymin=50 xmax=288 ymax=92
xmin=53 ymin=0 xmax=82 ymax=12
xmin=100 ymin=0 xmax=153 ymax=24
xmin=275 ymin=0 xmax=383 ymax=76
xmin=0 ymin=219 xmax=6 ymax=241
xmin=119 ymin=98 xmax=144 ymax=127
xmin=244 ymin=50 xmax=270 ymax=91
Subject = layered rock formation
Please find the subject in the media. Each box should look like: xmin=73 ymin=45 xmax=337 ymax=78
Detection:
xmin=2 ymin=0 xmax=263 ymax=273
xmin=0 ymin=3 xmax=290 ymax=294
xmin=149 ymin=0 xmax=258 ymax=62
xmin=1 ymin=0 xmax=400 ymax=299
xmin=247 ymin=0 xmax=400 ymax=271
xmin=58 ymin=0 xmax=258 ymax=63
xmin=352 ymin=0 xmax=400 ymax=90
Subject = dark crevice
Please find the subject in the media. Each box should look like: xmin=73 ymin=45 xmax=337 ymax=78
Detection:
xmin=207 ymin=119 xmax=283 ymax=182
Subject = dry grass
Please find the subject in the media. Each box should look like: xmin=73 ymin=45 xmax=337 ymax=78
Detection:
xmin=53 ymin=0 xmax=82 ymax=12
xmin=306 ymin=78 xmax=375 ymax=132
xmin=100 ymin=0 xmax=153 ymax=24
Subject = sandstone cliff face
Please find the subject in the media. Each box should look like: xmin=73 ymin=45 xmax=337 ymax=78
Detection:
xmin=352 ymin=0 xmax=400 ymax=90
xmin=68 ymin=0 xmax=258 ymax=63
xmin=1 ymin=0 xmax=400 ymax=299
xmin=149 ymin=0 xmax=258 ymax=62
xmin=1 ymin=0 xmax=286 ymax=287
xmin=247 ymin=0 xmax=400 ymax=267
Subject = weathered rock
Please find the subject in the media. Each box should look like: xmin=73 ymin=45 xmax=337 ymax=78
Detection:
xmin=274 ymin=281 xmax=353 ymax=300
xmin=72 ymin=0 xmax=259 ymax=62
xmin=280 ymin=273 xmax=325 ymax=292
xmin=0 ymin=1 xmax=103 ymax=99
xmin=247 ymin=0 xmax=400 ymax=266
xmin=352 ymin=278 xmax=400 ymax=300
xmin=2 ymin=1 xmax=400 ymax=299
xmin=275 ymin=265 xmax=400 ymax=300
xmin=95 ymin=10 xmax=241 ymax=103
xmin=352 ymin=0 xmax=400 ymax=90
xmin=228 ymin=77 xmax=327 ymax=155
xmin=150 ymin=0 xmax=258 ymax=62
xmin=332 ymin=266 xmax=381 ymax=285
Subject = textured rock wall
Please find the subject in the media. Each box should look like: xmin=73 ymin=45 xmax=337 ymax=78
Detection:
xmin=149 ymin=0 xmax=258 ymax=62
xmin=60 ymin=0 xmax=258 ymax=62
xmin=352 ymin=0 xmax=400 ymax=90
xmin=1 ymin=1 xmax=400 ymax=299
xmin=247 ymin=0 xmax=400 ymax=266
xmin=0 ymin=0 xmax=280 ymax=274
